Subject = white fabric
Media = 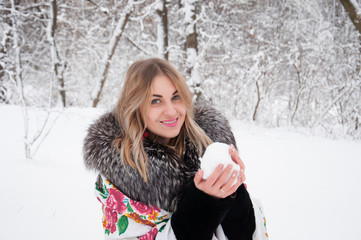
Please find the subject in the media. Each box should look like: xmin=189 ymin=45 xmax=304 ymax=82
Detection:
xmin=251 ymin=198 xmax=269 ymax=240
xmin=155 ymin=221 xmax=226 ymax=240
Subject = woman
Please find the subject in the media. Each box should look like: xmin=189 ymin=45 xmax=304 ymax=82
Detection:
xmin=83 ymin=58 xmax=256 ymax=239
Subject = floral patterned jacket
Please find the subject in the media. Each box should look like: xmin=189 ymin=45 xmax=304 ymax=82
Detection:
xmin=95 ymin=174 xmax=268 ymax=240
xmin=96 ymin=174 xmax=174 ymax=240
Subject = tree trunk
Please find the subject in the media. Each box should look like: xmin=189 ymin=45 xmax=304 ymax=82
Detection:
xmin=253 ymin=81 xmax=261 ymax=121
xmin=339 ymin=0 xmax=361 ymax=37
xmin=10 ymin=0 xmax=31 ymax=158
xmin=291 ymin=64 xmax=304 ymax=124
xmin=91 ymin=1 xmax=133 ymax=107
xmin=0 ymin=53 xmax=8 ymax=103
xmin=184 ymin=0 xmax=198 ymax=55
xmin=184 ymin=0 xmax=201 ymax=103
xmin=156 ymin=0 xmax=169 ymax=60
xmin=48 ymin=0 xmax=67 ymax=107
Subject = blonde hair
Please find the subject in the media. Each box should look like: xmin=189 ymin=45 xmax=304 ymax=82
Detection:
xmin=114 ymin=58 xmax=212 ymax=182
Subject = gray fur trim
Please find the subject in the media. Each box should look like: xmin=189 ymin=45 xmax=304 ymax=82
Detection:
xmin=83 ymin=105 xmax=236 ymax=212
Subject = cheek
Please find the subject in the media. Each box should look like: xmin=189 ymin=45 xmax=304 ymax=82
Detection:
xmin=177 ymin=107 xmax=187 ymax=124
xmin=147 ymin=108 xmax=161 ymax=123
xmin=179 ymin=104 xmax=187 ymax=116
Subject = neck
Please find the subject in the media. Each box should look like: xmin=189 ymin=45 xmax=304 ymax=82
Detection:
xmin=147 ymin=131 xmax=170 ymax=145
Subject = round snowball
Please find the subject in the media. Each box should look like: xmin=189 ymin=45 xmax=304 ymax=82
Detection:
xmin=200 ymin=142 xmax=240 ymax=185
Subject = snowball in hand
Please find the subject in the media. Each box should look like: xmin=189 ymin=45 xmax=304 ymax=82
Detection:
xmin=200 ymin=142 xmax=240 ymax=185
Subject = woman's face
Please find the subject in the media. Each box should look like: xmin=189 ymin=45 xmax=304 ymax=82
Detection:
xmin=141 ymin=74 xmax=186 ymax=143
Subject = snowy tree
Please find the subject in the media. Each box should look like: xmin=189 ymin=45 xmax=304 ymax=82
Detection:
xmin=155 ymin=0 xmax=169 ymax=60
xmin=47 ymin=0 xmax=67 ymax=107
xmin=91 ymin=0 xmax=134 ymax=107
xmin=183 ymin=0 xmax=202 ymax=103
xmin=0 ymin=3 xmax=11 ymax=104
xmin=1 ymin=0 xmax=360 ymax=139
xmin=339 ymin=0 xmax=361 ymax=38
xmin=6 ymin=0 xmax=59 ymax=159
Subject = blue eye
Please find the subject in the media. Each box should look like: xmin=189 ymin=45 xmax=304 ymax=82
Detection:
xmin=172 ymin=95 xmax=181 ymax=101
xmin=151 ymin=99 xmax=160 ymax=104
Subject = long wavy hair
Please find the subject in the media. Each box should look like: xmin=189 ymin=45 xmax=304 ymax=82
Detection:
xmin=114 ymin=58 xmax=212 ymax=182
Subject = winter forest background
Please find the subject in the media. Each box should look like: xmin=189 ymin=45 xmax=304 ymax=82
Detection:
xmin=1 ymin=1 xmax=361 ymax=239
xmin=1 ymin=0 xmax=361 ymax=156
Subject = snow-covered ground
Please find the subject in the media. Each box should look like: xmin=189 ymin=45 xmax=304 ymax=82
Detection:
xmin=1 ymin=105 xmax=360 ymax=240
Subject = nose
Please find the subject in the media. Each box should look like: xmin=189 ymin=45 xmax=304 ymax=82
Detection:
xmin=163 ymin=102 xmax=176 ymax=116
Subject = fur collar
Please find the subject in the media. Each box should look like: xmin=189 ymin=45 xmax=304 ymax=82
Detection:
xmin=83 ymin=105 xmax=236 ymax=212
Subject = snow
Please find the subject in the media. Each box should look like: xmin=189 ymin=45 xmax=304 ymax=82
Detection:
xmin=200 ymin=142 xmax=240 ymax=184
xmin=1 ymin=105 xmax=361 ymax=240
xmin=99 ymin=7 xmax=110 ymax=15
xmin=350 ymin=0 xmax=361 ymax=16
xmin=231 ymin=121 xmax=361 ymax=240
xmin=184 ymin=0 xmax=196 ymax=35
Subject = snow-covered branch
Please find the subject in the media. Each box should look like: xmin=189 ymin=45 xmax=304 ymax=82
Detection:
xmin=91 ymin=0 xmax=134 ymax=107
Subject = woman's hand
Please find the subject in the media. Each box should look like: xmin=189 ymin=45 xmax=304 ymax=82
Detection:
xmin=194 ymin=144 xmax=246 ymax=198
xmin=229 ymin=144 xmax=246 ymax=187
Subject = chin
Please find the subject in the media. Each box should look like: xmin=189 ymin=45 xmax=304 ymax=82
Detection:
xmin=162 ymin=129 xmax=181 ymax=139
xmin=165 ymin=132 xmax=180 ymax=139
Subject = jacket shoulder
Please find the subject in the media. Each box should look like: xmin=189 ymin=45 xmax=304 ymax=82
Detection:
xmin=194 ymin=104 xmax=236 ymax=146
xmin=83 ymin=111 xmax=121 ymax=172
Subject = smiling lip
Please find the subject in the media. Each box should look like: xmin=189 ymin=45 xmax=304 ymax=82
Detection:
xmin=161 ymin=118 xmax=178 ymax=127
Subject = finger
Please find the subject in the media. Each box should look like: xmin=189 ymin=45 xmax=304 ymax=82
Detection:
xmin=239 ymin=168 xmax=246 ymax=183
xmin=229 ymin=144 xmax=246 ymax=171
xmin=206 ymin=164 xmax=224 ymax=186
xmin=213 ymin=164 xmax=233 ymax=189
xmin=193 ymin=169 xmax=204 ymax=186
xmin=229 ymin=144 xmax=238 ymax=164
xmin=220 ymin=170 xmax=240 ymax=192
xmin=238 ymin=157 xmax=245 ymax=171
xmin=224 ymin=174 xmax=242 ymax=196
xmin=229 ymin=144 xmax=241 ymax=164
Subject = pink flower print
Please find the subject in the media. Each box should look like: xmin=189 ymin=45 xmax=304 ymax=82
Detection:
xmin=138 ymin=228 xmax=158 ymax=240
xmin=104 ymin=207 xmax=118 ymax=234
xmin=106 ymin=188 xmax=127 ymax=214
xmin=130 ymin=199 xmax=160 ymax=215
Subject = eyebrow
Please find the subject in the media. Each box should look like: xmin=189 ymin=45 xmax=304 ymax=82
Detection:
xmin=152 ymin=90 xmax=178 ymax=98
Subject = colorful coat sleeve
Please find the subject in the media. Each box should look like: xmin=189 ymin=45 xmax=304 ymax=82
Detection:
xmin=95 ymin=174 xmax=174 ymax=240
